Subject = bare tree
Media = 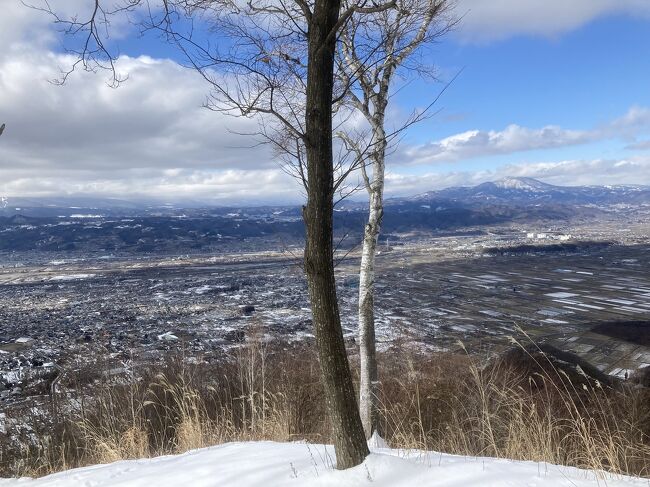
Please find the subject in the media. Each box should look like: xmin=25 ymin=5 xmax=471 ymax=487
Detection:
xmin=337 ymin=0 xmax=457 ymax=438
xmin=33 ymin=0 xmax=396 ymax=468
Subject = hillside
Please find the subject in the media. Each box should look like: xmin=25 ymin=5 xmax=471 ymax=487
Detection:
xmin=3 ymin=177 xmax=649 ymax=253
xmin=2 ymin=441 xmax=647 ymax=487
xmin=402 ymin=177 xmax=650 ymax=206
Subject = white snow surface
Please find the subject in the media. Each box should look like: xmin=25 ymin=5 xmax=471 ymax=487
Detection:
xmin=1 ymin=441 xmax=647 ymax=487
xmin=493 ymin=177 xmax=553 ymax=192
xmin=49 ymin=274 xmax=96 ymax=281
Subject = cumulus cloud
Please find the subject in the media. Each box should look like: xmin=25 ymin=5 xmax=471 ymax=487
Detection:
xmin=0 ymin=0 xmax=115 ymax=58
xmin=404 ymin=125 xmax=594 ymax=164
xmin=384 ymin=155 xmax=650 ymax=196
xmin=2 ymin=2 xmax=650 ymax=202
xmin=0 ymin=51 xmax=274 ymax=170
xmin=0 ymin=166 xmax=299 ymax=203
xmin=609 ymin=106 xmax=650 ymax=135
xmin=402 ymin=106 xmax=650 ymax=165
xmin=0 ymin=50 xmax=287 ymax=199
xmin=500 ymin=157 xmax=650 ymax=186
xmin=0 ymin=2 xmax=295 ymax=202
xmin=457 ymin=0 xmax=650 ymax=43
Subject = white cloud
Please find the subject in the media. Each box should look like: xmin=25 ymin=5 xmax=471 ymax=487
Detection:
xmin=609 ymin=106 xmax=650 ymax=134
xmin=0 ymin=2 xmax=308 ymax=202
xmin=384 ymin=155 xmax=650 ymax=196
xmin=496 ymin=157 xmax=650 ymax=186
xmin=0 ymin=44 xmax=295 ymax=200
xmin=2 ymin=2 xmax=650 ymax=202
xmin=457 ymin=0 xmax=650 ymax=43
xmin=0 ymin=0 xmax=109 ymax=57
xmin=404 ymin=124 xmax=594 ymax=164
xmin=0 ymin=167 xmax=300 ymax=203
xmin=402 ymin=106 xmax=650 ymax=165
xmin=0 ymin=50 xmax=274 ymax=169
xmin=626 ymin=140 xmax=650 ymax=150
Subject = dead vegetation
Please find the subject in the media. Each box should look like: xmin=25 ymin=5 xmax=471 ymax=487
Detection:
xmin=1 ymin=335 xmax=648 ymax=479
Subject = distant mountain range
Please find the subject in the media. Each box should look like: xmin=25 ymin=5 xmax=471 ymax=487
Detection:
xmin=389 ymin=177 xmax=650 ymax=207
xmin=4 ymin=178 xmax=649 ymax=216
xmin=1 ymin=178 xmax=648 ymax=253
xmin=1 ymin=178 xmax=649 ymax=219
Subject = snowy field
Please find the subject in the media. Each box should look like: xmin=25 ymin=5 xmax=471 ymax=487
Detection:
xmin=1 ymin=441 xmax=647 ymax=487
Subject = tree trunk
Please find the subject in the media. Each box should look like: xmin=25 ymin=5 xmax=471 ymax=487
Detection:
xmin=358 ymin=186 xmax=383 ymax=438
xmin=303 ymin=0 xmax=370 ymax=470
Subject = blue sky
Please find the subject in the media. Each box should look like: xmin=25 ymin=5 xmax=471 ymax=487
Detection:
xmin=432 ymin=15 xmax=650 ymax=128
xmin=393 ymin=13 xmax=650 ymax=179
xmin=1 ymin=1 xmax=650 ymax=202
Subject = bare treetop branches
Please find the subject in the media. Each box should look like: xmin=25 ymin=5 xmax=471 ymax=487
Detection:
xmin=339 ymin=0 xmax=457 ymax=135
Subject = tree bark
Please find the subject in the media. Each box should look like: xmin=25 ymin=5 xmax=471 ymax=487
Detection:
xmin=303 ymin=0 xmax=370 ymax=470
xmin=358 ymin=134 xmax=386 ymax=438
xmin=358 ymin=193 xmax=382 ymax=438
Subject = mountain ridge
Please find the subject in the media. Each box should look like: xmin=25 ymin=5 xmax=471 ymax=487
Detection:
xmin=395 ymin=177 xmax=650 ymax=207
xmin=2 ymin=177 xmax=650 ymax=217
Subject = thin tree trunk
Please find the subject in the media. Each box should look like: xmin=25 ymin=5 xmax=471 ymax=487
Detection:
xmin=303 ymin=0 xmax=369 ymax=469
xmin=331 ymin=0 xmax=451 ymax=446
xmin=358 ymin=108 xmax=387 ymax=437
xmin=358 ymin=186 xmax=383 ymax=438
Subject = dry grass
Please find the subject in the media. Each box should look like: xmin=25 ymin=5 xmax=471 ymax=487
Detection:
xmin=1 ymin=334 xmax=648 ymax=479
xmin=377 ymin=339 xmax=650 ymax=478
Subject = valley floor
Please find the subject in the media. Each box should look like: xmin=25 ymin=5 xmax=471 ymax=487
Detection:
xmin=1 ymin=441 xmax=647 ymax=487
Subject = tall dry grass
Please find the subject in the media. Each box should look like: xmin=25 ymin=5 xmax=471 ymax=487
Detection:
xmin=377 ymin=339 xmax=650 ymax=478
xmin=1 ymin=334 xmax=648 ymax=479
xmin=67 ymin=338 xmax=328 ymax=467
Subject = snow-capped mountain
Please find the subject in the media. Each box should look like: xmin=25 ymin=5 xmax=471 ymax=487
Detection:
xmin=399 ymin=177 xmax=650 ymax=206
xmin=491 ymin=177 xmax=556 ymax=192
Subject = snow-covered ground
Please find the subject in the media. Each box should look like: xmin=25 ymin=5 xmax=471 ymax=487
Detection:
xmin=2 ymin=441 xmax=647 ymax=487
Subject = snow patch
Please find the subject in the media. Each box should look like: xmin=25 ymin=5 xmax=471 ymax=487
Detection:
xmin=1 ymin=441 xmax=645 ymax=487
xmin=49 ymin=274 xmax=96 ymax=281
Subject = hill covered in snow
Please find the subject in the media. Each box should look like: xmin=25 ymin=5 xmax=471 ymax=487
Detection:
xmin=399 ymin=177 xmax=650 ymax=206
xmin=2 ymin=441 xmax=647 ymax=487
